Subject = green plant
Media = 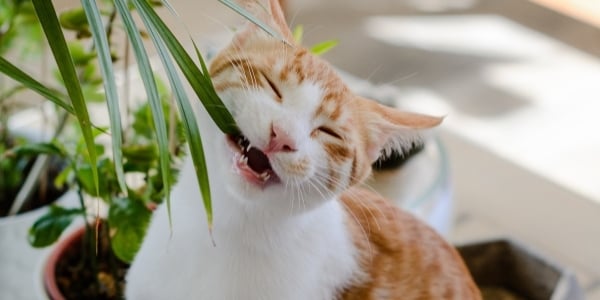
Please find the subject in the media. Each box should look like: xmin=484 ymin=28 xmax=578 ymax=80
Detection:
xmin=0 ymin=0 xmax=223 ymax=297
xmin=0 ymin=0 xmax=57 ymax=217
xmin=0 ymin=0 xmax=286 ymax=297
xmin=0 ymin=0 xmax=240 ymax=225
xmin=22 ymin=94 xmax=186 ymax=297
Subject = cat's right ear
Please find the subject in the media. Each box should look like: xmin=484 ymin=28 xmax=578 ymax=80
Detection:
xmin=232 ymin=0 xmax=294 ymax=47
xmin=359 ymin=99 xmax=444 ymax=163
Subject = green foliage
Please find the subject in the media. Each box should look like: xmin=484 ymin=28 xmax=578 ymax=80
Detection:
xmin=28 ymin=205 xmax=83 ymax=247
xmin=58 ymin=7 xmax=90 ymax=38
xmin=27 ymin=94 xmax=186 ymax=262
xmin=0 ymin=0 xmax=262 ymax=276
xmin=108 ymin=196 xmax=152 ymax=263
xmin=0 ymin=137 xmax=29 ymax=201
xmin=292 ymin=25 xmax=338 ymax=56
xmin=310 ymin=40 xmax=339 ymax=56
xmin=0 ymin=0 xmax=43 ymax=56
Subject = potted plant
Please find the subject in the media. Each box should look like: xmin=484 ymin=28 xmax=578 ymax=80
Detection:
xmin=0 ymin=2 xmax=81 ymax=297
xmin=30 ymin=97 xmax=186 ymax=299
xmin=0 ymin=0 xmax=251 ymax=298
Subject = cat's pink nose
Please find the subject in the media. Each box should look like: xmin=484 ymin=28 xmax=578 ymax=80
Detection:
xmin=267 ymin=123 xmax=297 ymax=153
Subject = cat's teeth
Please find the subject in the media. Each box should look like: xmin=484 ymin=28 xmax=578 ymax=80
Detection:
xmin=260 ymin=172 xmax=270 ymax=181
xmin=238 ymin=154 xmax=248 ymax=165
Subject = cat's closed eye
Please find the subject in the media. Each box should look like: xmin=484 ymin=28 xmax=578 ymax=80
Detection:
xmin=261 ymin=71 xmax=282 ymax=99
xmin=314 ymin=126 xmax=343 ymax=140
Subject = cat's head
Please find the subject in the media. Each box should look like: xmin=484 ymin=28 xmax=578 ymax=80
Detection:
xmin=209 ymin=0 xmax=441 ymax=212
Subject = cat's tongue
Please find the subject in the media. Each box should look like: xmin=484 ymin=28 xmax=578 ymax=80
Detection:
xmin=246 ymin=147 xmax=272 ymax=174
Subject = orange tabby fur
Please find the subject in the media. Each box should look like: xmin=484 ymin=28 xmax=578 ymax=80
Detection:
xmin=339 ymin=188 xmax=480 ymax=299
xmin=209 ymin=1 xmax=481 ymax=299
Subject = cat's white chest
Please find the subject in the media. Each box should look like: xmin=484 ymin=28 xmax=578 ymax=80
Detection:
xmin=126 ymin=174 xmax=359 ymax=300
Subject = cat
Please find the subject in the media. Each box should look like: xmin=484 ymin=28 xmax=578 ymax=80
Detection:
xmin=125 ymin=0 xmax=481 ymax=299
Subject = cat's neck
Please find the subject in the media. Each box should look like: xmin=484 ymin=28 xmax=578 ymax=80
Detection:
xmin=211 ymin=187 xmax=343 ymax=245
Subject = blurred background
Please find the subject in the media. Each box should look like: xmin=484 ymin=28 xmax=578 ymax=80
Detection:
xmin=6 ymin=0 xmax=600 ymax=298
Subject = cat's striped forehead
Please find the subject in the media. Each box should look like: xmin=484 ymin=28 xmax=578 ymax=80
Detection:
xmin=209 ymin=44 xmax=352 ymax=121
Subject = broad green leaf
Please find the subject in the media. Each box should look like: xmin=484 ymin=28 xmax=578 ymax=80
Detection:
xmin=80 ymin=0 xmax=127 ymax=195
xmin=67 ymin=41 xmax=96 ymax=65
xmin=75 ymin=158 xmax=116 ymax=198
xmin=31 ymin=0 xmax=99 ymax=196
xmin=122 ymin=144 xmax=157 ymax=163
xmin=108 ymin=197 xmax=152 ymax=263
xmin=310 ymin=39 xmax=338 ymax=56
xmin=58 ymin=7 xmax=88 ymax=32
xmin=0 ymin=56 xmax=74 ymax=114
xmin=217 ymin=0 xmax=285 ymax=43
xmin=114 ymin=0 xmax=171 ymax=215
xmin=137 ymin=9 xmax=213 ymax=227
xmin=132 ymin=0 xmax=238 ymax=135
xmin=54 ymin=166 xmax=72 ymax=189
xmin=28 ymin=205 xmax=83 ymax=248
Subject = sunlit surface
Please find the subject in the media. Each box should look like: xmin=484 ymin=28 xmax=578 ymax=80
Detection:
xmin=365 ymin=15 xmax=600 ymax=203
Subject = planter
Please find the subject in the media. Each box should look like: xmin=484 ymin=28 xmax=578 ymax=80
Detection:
xmin=337 ymin=71 xmax=454 ymax=236
xmin=0 ymin=111 xmax=79 ymax=299
xmin=43 ymin=225 xmax=86 ymax=300
xmin=457 ymin=239 xmax=584 ymax=300
xmin=367 ymin=137 xmax=453 ymax=236
xmin=41 ymin=223 xmax=129 ymax=300
xmin=0 ymin=191 xmax=77 ymax=300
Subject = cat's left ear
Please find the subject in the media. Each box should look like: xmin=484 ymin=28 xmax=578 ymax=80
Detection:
xmin=360 ymin=99 xmax=444 ymax=162
xmin=232 ymin=0 xmax=294 ymax=46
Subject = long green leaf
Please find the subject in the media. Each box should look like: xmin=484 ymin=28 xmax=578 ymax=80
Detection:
xmin=114 ymin=0 xmax=171 ymax=214
xmin=80 ymin=0 xmax=127 ymax=195
xmin=31 ymin=0 xmax=98 ymax=195
xmin=136 ymin=8 xmax=213 ymax=228
xmin=217 ymin=0 xmax=285 ymax=43
xmin=131 ymin=0 xmax=238 ymax=135
xmin=0 ymin=57 xmax=74 ymax=114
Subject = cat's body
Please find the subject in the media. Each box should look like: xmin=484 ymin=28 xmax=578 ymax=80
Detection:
xmin=126 ymin=0 xmax=480 ymax=299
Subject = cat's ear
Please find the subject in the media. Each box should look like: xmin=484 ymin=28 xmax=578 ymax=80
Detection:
xmin=232 ymin=0 xmax=294 ymax=46
xmin=360 ymin=99 xmax=443 ymax=162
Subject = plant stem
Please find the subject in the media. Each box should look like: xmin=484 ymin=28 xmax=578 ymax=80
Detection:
xmin=77 ymin=188 xmax=100 ymax=290
xmin=103 ymin=222 xmax=121 ymax=292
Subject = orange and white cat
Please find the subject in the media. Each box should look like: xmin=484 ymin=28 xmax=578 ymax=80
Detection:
xmin=126 ymin=0 xmax=480 ymax=299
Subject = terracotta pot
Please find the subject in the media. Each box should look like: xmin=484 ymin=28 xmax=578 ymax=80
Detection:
xmin=43 ymin=226 xmax=86 ymax=300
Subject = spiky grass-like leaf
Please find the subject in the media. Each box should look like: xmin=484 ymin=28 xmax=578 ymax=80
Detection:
xmin=31 ymin=0 xmax=98 ymax=195
xmin=0 ymin=57 xmax=73 ymax=114
xmin=114 ymin=0 xmax=172 ymax=218
xmin=80 ymin=0 xmax=127 ymax=195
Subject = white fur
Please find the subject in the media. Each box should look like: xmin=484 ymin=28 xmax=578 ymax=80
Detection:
xmin=126 ymin=80 xmax=361 ymax=299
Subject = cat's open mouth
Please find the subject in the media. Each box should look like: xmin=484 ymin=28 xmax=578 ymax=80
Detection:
xmin=227 ymin=134 xmax=280 ymax=187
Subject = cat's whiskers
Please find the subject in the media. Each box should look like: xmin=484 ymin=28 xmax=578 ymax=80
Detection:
xmin=312 ymin=165 xmax=384 ymax=234
xmin=381 ymin=71 xmax=418 ymax=87
xmin=294 ymin=177 xmax=306 ymax=213
xmin=226 ymin=44 xmax=257 ymax=96
xmin=224 ymin=56 xmax=250 ymax=98
xmin=307 ymin=171 xmax=375 ymax=259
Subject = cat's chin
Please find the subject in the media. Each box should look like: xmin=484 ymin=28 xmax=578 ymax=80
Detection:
xmin=226 ymin=134 xmax=281 ymax=189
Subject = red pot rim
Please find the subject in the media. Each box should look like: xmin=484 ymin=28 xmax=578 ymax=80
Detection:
xmin=43 ymin=226 xmax=86 ymax=300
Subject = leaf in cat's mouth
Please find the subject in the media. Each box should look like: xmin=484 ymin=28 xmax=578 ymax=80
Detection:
xmin=227 ymin=134 xmax=280 ymax=186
